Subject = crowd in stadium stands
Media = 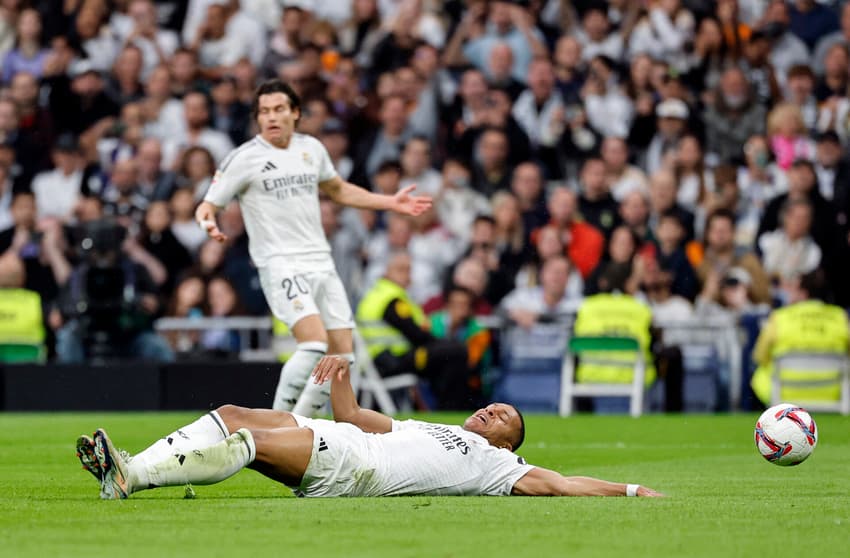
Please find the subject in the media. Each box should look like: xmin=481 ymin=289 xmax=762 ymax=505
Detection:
xmin=1 ymin=0 xmax=850 ymax=392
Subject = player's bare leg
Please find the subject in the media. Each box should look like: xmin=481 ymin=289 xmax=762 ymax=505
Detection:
xmin=216 ymin=404 xmax=299 ymax=431
xmin=247 ymin=427 xmax=314 ymax=487
xmin=272 ymin=314 xmax=328 ymax=411
xmin=293 ymin=328 xmax=354 ymax=416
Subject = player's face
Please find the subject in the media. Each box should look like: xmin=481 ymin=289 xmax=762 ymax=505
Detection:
xmin=463 ymin=403 xmax=522 ymax=451
xmin=257 ymin=92 xmax=300 ymax=147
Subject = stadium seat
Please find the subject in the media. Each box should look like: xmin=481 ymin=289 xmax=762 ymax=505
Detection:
xmin=0 ymin=343 xmax=45 ymax=364
xmin=771 ymin=352 xmax=850 ymax=415
xmin=559 ymin=336 xmax=645 ymax=418
xmin=352 ymin=328 xmax=419 ymax=414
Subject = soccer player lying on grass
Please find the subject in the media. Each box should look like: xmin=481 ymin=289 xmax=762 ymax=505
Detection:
xmin=76 ymin=355 xmax=662 ymax=499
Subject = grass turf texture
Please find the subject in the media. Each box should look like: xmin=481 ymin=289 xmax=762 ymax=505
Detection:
xmin=1 ymin=412 xmax=848 ymax=558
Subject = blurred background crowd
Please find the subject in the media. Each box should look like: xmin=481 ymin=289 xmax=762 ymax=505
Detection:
xmin=1 ymin=0 xmax=849 ymax=395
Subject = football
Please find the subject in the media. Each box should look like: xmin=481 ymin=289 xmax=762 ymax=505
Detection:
xmin=754 ymin=404 xmax=818 ymax=466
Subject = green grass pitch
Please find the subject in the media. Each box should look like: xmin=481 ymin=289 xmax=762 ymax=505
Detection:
xmin=1 ymin=411 xmax=848 ymax=558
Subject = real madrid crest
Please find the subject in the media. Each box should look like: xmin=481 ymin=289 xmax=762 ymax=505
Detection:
xmin=302 ymin=152 xmax=313 ymax=166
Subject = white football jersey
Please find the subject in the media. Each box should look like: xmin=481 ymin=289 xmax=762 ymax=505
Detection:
xmin=366 ymin=419 xmax=534 ymax=496
xmin=204 ymin=133 xmax=337 ymax=267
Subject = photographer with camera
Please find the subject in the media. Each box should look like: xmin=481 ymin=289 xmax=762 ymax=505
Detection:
xmin=53 ymin=218 xmax=173 ymax=363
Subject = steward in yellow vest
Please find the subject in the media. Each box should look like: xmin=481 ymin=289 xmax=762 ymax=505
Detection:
xmin=573 ymin=293 xmax=656 ymax=386
xmin=356 ymin=252 xmax=477 ymax=410
xmin=0 ymin=288 xmax=45 ymax=361
xmin=751 ymin=270 xmax=850 ymax=406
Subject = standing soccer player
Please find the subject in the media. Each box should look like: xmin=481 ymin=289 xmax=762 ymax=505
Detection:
xmin=195 ymin=79 xmax=431 ymax=414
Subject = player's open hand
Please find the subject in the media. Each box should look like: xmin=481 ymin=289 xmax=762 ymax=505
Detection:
xmin=392 ymin=185 xmax=432 ymax=216
xmin=637 ymin=486 xmax=664 ymax=497
xmin=312 ymin=354 xmax=349 ymax=385
xmin=195 ymin=202 xmax=228 ymax=243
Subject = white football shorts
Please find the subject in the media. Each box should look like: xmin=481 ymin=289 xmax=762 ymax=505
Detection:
xmin=290 ymin=416 xmax=377 ymax=498
xmin=258 ymin=255 xmax=355 ymax=331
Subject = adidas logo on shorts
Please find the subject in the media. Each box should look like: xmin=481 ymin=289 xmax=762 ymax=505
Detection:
xmin=261 ymin=161 xmax=278 ymax=173
xmin=318 ymin=437 xmax=328 ymax=452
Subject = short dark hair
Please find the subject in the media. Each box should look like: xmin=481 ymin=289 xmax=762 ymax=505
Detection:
xmin=251 ymin=79 xmax=301 ymax=122
xmin=513 ymin=406 xmax=526 ymax=451
xmin=799 ymin=268 xmax=830 ymax=302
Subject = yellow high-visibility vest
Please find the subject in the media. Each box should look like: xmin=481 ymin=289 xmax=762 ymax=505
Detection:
xmin=573 ymin=293 xmax=656 ymax=384
xmin=751 ymin=300 xmax=849 ymax=405
xmin=356 ymin=278 xmax=425 ymax=358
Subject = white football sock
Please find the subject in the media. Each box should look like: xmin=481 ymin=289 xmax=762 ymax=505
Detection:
xmin=129 ymin=429 xmax=256 ymax=491
xmin=130 ymin=411 xmax=229 ymax=487
xmin=272 ymin=341 xmax=327 ymax=411
xmin=293 ymin=352 xmax=355 ymax=416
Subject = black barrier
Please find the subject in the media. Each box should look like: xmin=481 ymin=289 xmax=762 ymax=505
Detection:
xmin=3 ymin=364 xmax=160 ymax=411
xmin=0 ymin=362 xmax=281 ymax=411
xmin=160 ymin=362 xmax=279 ymax=410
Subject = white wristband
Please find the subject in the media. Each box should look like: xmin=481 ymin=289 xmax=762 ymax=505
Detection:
xmin=198 ymin=219 xmax=215 ymax=231
xmin=626 ymin=484 xmax=640 ymax=497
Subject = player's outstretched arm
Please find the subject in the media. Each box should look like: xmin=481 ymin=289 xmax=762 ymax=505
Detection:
xmin=312 ymin=355 xmax=393 ymax=434
xmin=512 ymin=467 xmax=663 ymax=497
xmin=194 ymin=201 xmax=228 ymax=242
xmin=319 ymin=177 xmax=432 ymax=216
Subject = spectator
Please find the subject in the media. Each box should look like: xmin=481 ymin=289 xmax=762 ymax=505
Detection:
xmin=73 ymin=4 xmax=118 ymax=73
xmin=682 ymin=16 xmax=725 ymax=93
xmin=814 ymin=131 xmax=850 ymax=204
xmin=509 ymin=162 xmax=548 ymax=238
xmin=619 ymin=190 xmax=653 ymax=246
xmin=469 ymin=126 xmax=512 ymax=197
xmin=758 ymin=199 xmax=822 ymax=298
xmin=573 ymin=4 xmax=623 ymax=62
xmin=176 ymin=146 xmax=216 ymax=200
xmin=648 ymin=169 xmax=695 ymax=242
xmin=407 ymin=205 xmax=461 ymax=304
xmin=164 ymin=274 xmax=206 ymax=354
xmin=812 ymin=2 xmax=850 ymax=75
xmin=142 ymin=65 xmax=187 ymax=141
xmin=814 ymin=43 xmax=849 ymax=102
xmin=169 ymin=187 xmax=207 ymax=255
xmin=552 ymin=34 xmax=585 ymax=104
xmin=784 ymin=65 xmax=818 ymax=132
xmin=169 ymin=48 xmax=206 ymax=99
xmin=689 ymin=209 xmax=771 ymax=305
xmin=163 ymin=91 xmax=234 ymax=167
xmin=500 ymin=255 xmax=582 ymax=329
xmin=444 ymin=0 xmax=547 ymax=83
xmin=628 ymin=0 xmax=695 ymax=70
xmin=761 ymin=0 xmax=810 ymax=87
xmin=695 ymin=266 xmax=765 ymax=321
xmin=463 ymin=214 xmax=515 ymax=307
xmin=189 ymin=2 xmax=250 ymax=78
xmin=424 ymin=257 xmax=493 ymax=316
xmin=352 ymin=95 xmax=410 ymax=184
xmin=320 ymin=198 xmax=368 ymax=305
xmin=210 ymin=76 xmax=251 ymax=146
xmin=703 ymin=66 xmax=767 ymax=165
xmin=106 ymin=44 xmax=146 ymax=106
xmin=584 ymin=225 xmax=645 ymax=296
xmin=434 ymin=158 xmax=490 ymax=244
xmin=485 ymin=42 xmax=524 ymax=101
xmin=47 ymin=60 xmax=120 ymax=137
xmin=540 ymin=186 xmax=604 ymax=279
xmin=577 ymin=157 xmax=620 ymax=239
xmin=135 ymin=138 xmax=177 ymax=202
xmin=581 ymin=54 xmax=633 ymax=139
xmin=119 ymin=0 xmax=180 ymax=78
xmin=1 ymin=8 xmax=48 ymax=84
xmin=736 ymin=135 xmax=788 ymax=247
xmin=399 ymin=135 xmax=441 ymax=196
xmin=200 ymin=275 xmax=244 ymax=355
xmin=671 ymin=134 xmax=713 ymax=215
xmin=101 ymin=158 xmax=149 ymax=227
xmin=739 ymin=28 xmax=782 ymax=106
xmin=787 ymin=0 xmax=839 ymax=51
xmin=30 ymin=134 xmax=84 ymax=222
xmin=758 ymin=159 xmax=836 ymax=255
xmin=139 ymin=201 xmax=193 ymax=296
xmin=490 ymin=191 xmax=528 ymax=282
xmin=512 ymin=57 xmax=565 ymax=153
xmin=318 ymin=119 xmax=352 ymax=181
xmin=643 ymin=98 xmax=689 ymax=174
xmin=337 ymin=1 xmax=383 ymax=72
xmin=428 ymin=285 xmax=493 ymax=396
xmin=515 ymin=224 xmax=584 ymax=297
xmin=602 ymin=136 xmax=649 ymax=201
xmin=653 ymin=210 xmax=698 ymax=300
xmin=767 ymin=102 xmax=814 ymax=171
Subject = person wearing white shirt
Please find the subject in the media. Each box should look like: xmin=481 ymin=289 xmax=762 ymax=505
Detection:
xmin=511 ymin=58 xmax=565 ymax=149
xmin=117 ymin=0 xmax=179 ymax=79
xmin=574 ymin=7 xmax=624 ymax=62
xmin=500 ymin=256 xmax=583 ymax=329
xmin=436 ymin=159 xmax=491 ymax=244
xmin=31 ymin=135 xmax=83 ymax=221
xmin=399 ymin=136 xmax=442 ymax=197
xmin=194 ymin=79 xmax=431 ymax=417
xmin=78 ymin=363 xmax=662 ymax=500
xmin=162 ymin=91 xmax=235 ymax=168
xmin=758 ymin=199 xmax=822 ymax=286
